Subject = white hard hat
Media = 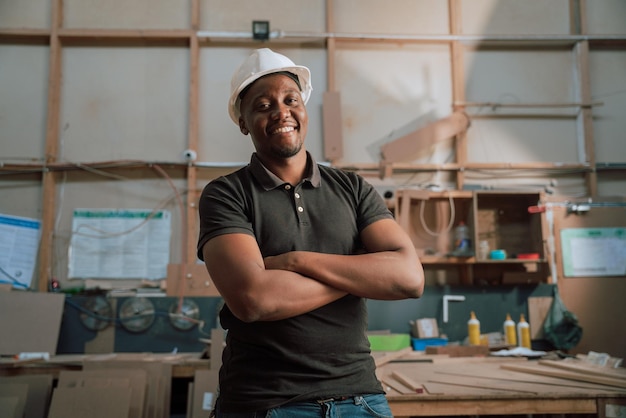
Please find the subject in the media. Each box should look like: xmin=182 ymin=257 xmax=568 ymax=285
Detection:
xmin=228 ymin=48 xmax=312 ymax=125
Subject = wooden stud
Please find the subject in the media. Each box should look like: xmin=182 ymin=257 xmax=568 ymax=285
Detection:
xmin=449 ymin=0 xmax=467 ymax=190
xmin=38 ymin=0 xmax=64 ymax=292
xmin=570 ymin=0 xmax=597 ymax=196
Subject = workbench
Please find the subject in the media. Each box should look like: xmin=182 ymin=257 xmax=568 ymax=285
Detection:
xmin=2 ymin=352 xmax=625 ymax=417
xmin=375 ymin=353 xmax=626 ymax=417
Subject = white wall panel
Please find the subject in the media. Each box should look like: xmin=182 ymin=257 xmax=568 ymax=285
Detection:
xmin=466 ymin=118 xmax=578 ymax=163
xmin=200 ymin=0 xmax=325 ymax=33
xmin=464 ymin=49 xmax=578 ymax=164
xmin=0 ymin=179 xmax=42 ymax=219
xmin=586 ymin=0 xmax=626 ymax=35
xmin=460 ymin=0 xmax=570 ymax=35
xmin=0 ymin=45 xmax=49 ymax=160
xmin=51 ymin=176 xmax=187 ymax=285
xmin=590 ymin=51 xmax=626 ymax=163
xmin=59 ymin=47 xmax=189 ymax=162
xmin=336 ymin=43 xmax=452 ymax=164
xmin=333 ymin=0 xmax=448 ymax=34
xmin=0 ymin=0 xmax=50 ymax=29
xmin=64 ymin=0 xmax=190 ymax=29
xmin=464 ymin=50 xmax=575 ymax=104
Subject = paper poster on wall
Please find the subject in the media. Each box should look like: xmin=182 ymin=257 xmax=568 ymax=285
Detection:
xmin=0 ymin=213 xmax=41 ymax=289
xmin=69 ymin=209 xmax=171 ymax=280
xmin=560 ymin=227 xmax=626 ymax=277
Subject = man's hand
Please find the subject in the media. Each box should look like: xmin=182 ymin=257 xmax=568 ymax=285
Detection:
xmin=203 ymin=233 xmax=346 ymax=322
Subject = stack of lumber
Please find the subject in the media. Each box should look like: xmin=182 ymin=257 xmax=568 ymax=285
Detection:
xmin=501 ymin=358 xmax=626 ymax=390
xmin=375 ymin=351 xmax=626 ymax=397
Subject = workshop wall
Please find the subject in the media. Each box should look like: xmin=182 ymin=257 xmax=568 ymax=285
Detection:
xmin=1 ymin=0 xmax=625 ymax=359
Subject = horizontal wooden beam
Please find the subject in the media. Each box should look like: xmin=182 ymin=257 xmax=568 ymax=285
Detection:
xmin=389 ymin=397 xmax=596 ymax=417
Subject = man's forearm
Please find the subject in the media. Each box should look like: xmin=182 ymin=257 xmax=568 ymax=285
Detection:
xmin=264 ymin=250 xmax=423 ymax=300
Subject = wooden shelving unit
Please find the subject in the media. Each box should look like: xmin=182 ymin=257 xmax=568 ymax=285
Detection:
xmin=396 ymin=189 xmax=549 ymax=285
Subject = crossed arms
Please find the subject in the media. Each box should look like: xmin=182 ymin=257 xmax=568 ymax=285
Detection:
xmin=201 ymin=218 xmax=424 ymax=323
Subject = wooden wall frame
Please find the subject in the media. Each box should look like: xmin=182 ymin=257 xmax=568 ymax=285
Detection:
xmin=0 ymin=0 xmax=624 ymax=292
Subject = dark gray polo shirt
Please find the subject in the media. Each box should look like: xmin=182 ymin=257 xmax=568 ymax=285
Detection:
xmin=197 ymin=152 xmax=392 ymax=412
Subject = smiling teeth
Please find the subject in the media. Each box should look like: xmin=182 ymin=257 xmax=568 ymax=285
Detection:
xmin=272 ymin=126 xmax=295 ymax=134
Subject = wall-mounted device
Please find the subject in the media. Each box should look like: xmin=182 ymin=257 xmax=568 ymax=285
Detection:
xmin=252 ymin=20 xmax=270 ymax=40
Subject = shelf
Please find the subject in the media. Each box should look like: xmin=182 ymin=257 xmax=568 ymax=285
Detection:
xmin=420 ymin=256 xmax=547 ymax=265
xmin=398 ymin=189 xmax=550 ymax=285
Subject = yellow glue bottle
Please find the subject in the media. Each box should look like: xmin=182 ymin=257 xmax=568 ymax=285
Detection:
xmin=468 ymin=311 xmax=481 ymax=346
xmin=503 ymin=313 xmax=517 ymax=346
xmin=517 ymin=313 xmax=531 ymax=349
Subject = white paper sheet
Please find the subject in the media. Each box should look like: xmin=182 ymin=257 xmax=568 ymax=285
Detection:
xmin=0 ymin=214 xmax=41 ymax=289
xmin=68 ymin=209 xmax=171 ymax=279
xmin=561 ymin=228 xmax=626 ymax=277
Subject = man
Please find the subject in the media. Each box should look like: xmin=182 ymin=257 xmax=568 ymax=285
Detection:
xmin=198 ymin=48 xmax=424 ymax=417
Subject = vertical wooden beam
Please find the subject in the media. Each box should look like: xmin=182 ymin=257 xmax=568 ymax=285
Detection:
xmin=323 ymin=0 xmax=343 ymax=163
xmin=179 ymin=1 xmax=202 ymax=296
xmin=323 ymin=91 xmax=344 ymax=162
xmin=570 ymin=0 xmax=596 ymax=196
xmin=448 ymin=0 xmax=466 ymax=190
xmin=190 ymin=0 xmax=200 ymax=30
xmin=186 ymin=34 xmax=200 ymax=267
xmin=325 ymin=0 xmax=336 ymax=93
xmin=38 ymin=0 xmax=64 ymax=291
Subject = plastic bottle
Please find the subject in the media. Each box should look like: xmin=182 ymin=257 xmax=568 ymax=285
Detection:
xmin=479 ymin=240 xmax=490 ymax=260
xmin=468 ymin=311 xmax=481 ymax=346
xmin=517 ymin=313 xmax=531 ymax=349
xmin=503 ymin=313 xmax=517 ymax=346
xmin=454 ymin=221 xmax=471 ymax=255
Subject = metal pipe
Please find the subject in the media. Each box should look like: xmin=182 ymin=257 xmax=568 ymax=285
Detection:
xmin=443 ymin=295 xmax=466 ymax=323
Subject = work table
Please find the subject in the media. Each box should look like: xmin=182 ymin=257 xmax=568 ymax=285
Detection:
xmin=374 ymin=351 xmax=626 ymax=417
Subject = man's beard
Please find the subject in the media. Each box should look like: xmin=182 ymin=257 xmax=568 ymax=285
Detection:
xmin=271 ymin=140 xmax=302 ymax=159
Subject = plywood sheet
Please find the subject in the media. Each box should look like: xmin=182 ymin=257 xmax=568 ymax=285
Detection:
xmin=0 ymin=375 xmax=53 ymax=418
xmin=47 ymin=387 xmax=131 ymax=418
xmin=0 ymin=292 xmax=65 ymax=355
xmin=58 ymin=369 xmax=147 ymax=418
xmin=528 ymin=296 xmax=553 ymax=339
xmin=191 ymin=369 xmax=219 ymax=418
xmin=0 ymin=383 xmax=27 ymax=418
xmin=501 ymin=362 xmax=626 ymax=389
xmin=539 ymin=359 xmax=626 ymax=381
xmin=84 ymin=356 xmax=172 ymax=418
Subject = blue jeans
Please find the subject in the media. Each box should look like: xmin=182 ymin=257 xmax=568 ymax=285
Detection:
xmin=213 ymin=394 xmax=393 ymax=417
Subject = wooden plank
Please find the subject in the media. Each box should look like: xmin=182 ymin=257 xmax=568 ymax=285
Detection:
xmin=380 ymin=112 xmax=470 ymax=163
xmin=448 ymin=0 xmax=466 ymax=190
xmin=428 ymin=375 xmax=539 ymax=394
xmin=539 ymin=359 xmax=626 ymax=381
xmin=186 ymin=32 xmax=200 ymax=270
xmin=322 ymin=91 xmax=343 ymax=162
xmin=434 ymin=363 xmax=624 ymax=393
xmin=425 ymin=345 xmax=490 ymax=357
xmin=390 ymin=371 xmax=424 ymax=393
xmin=528 ymin=297 xmax=553 ymax=339
xmin=374 ymin=347 xmax=414 ymax=367
xmin=166 ymin=263 xmax=220 ymax=297
xmin=380 ymin=378 xmax=414 ymax=396
xmin=389 ymin=397 xmax=597 ymax=418
xmin=501 ymin=362 xmax=626 ymax=389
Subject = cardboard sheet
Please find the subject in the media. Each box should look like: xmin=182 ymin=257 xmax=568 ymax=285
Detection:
xmin=190 ymin=369 xmax=219 ymax=418
xmin=58 ymin=369 xmax=147 ymax=418
xmin=47 ymin=386 xmax=131 ymax=418
xmin=0 ymin=292 xmax=65 ymax=355
xmin=0 ymin=375 xmax=53 ymax=418
xmin=0 ymin=383 xmax=27 ymax=418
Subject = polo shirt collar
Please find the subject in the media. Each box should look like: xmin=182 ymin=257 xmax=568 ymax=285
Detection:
xmin=248 ymin=152 xmax=321 ymax=190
